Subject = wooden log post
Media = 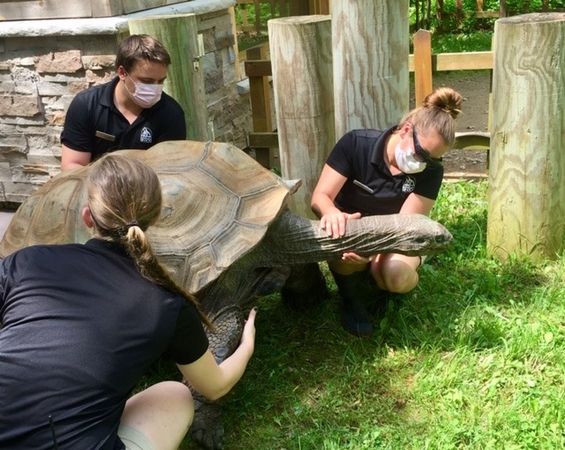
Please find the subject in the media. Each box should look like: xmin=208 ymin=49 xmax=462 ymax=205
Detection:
xmin=269 ymin=16 xmax=334 ymax=219
xmin=332 ymin=0 xmax=409 ymax=136
xmin=488 ymin=13 xmax=565 ymax=260
xmin=128 ymin=14 xmax=209 ymax=140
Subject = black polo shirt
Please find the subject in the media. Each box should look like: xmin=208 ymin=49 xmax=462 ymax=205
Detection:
xmin=0 ymin=239 xmax=208 ymax=449
xmin=327 ymin=127 xmax=444 ymax=216
xmin=61 ymin=77 xmax=186 ymax=160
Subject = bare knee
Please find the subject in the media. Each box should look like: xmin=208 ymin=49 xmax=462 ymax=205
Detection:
xmin=378 ymin=259 xmax=419 ymax=293
xmin=121 ymin=381 xmax=194 ymax=450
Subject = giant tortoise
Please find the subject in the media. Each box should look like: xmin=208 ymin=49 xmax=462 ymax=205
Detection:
xmin=0 ymin=140 xmax=452 ymax=449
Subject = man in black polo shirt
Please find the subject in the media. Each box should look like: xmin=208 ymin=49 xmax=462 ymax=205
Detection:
xmin=61 ymin=34 xmax=186 ymax=171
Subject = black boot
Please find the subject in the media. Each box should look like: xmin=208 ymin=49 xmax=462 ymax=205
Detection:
xmin=281 ymin=263 xmax=328 ymax=310
xmin=330 ymin=269 xmax=374 ymax=337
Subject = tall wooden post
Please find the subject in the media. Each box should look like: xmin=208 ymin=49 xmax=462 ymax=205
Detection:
xmin=128 ymin=14 xmax=209 ymax=140
xmin=269 ymin=16 xmax=334 ymax=218
xmin=488 ymin=13 xmax=565 ymax=260
xmin=332 ymin=0 xmax=409 ymax=137
xmin=413 ymin=29 xmax=433 ymax=107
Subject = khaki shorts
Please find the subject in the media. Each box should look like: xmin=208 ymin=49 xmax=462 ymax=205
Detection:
xmin=118 ymin=424 xmax=155 ymax=450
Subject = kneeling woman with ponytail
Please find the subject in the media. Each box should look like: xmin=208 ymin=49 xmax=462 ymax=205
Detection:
xmin=311 ymin=87 xmax=463 ymax=337
xmin=0 ymin=154 xmax=256 ymax=450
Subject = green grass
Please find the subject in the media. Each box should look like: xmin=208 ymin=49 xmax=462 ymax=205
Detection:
xmin=166 ymin=180 xmax=564 ymax=449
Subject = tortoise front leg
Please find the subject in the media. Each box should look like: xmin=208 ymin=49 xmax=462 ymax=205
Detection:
xmin=189 ymin=305 xmax=243 ymax=450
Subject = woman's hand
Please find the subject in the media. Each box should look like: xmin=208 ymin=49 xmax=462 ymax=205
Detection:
xmin=320 ymin=210 xmax=361 ymax=238
xmin=341 ymin=252 xmax=372 ymax=265
xmin=240 ymin=307 xmax=257 ymax=351
xmin=177 ymin=308 xmax=257 ymax=402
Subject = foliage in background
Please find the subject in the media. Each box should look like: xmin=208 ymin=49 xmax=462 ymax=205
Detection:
xmin=236 ymin=0 xmax=563 ymax=53
xmin=411 ymin=0 xmax=562 ymax=33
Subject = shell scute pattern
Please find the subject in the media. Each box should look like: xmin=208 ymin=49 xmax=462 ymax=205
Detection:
xmin=0 ymin=140 xmax=291 ymax=295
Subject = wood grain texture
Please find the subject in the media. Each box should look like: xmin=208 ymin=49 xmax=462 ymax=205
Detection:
xmin=0 ymin=0 xmax=94 ymax=20
xmin=128 ymin=14 xmax=209 ymax=140
xmin=488 ymin=13 xmax=565 ymax=260
xmin=269 ymin=15 xmax=334 ymax=218
xmin=332 ymin=0 xmax=409 ymax=136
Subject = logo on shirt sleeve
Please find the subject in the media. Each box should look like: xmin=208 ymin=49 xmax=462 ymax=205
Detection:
xmin=402 ymin=176 xmax=416 ymax=193
xmin=140 ymin=127 xmax=153 ymax=144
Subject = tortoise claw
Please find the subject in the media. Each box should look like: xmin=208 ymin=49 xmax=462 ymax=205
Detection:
xmin=191 ymin=398 xmax=225 ymax=450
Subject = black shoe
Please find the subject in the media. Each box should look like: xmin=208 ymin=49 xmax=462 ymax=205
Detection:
xmin=331 ymin=270 xmax=374 ymax=337
xmin=340 ymin=295 xmax=374 ymax=337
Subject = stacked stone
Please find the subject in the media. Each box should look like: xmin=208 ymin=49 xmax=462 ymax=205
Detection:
xmin=0 ymin=34 xmax=117 ymax=204
xmin=0 ymin=1 xmax=251 ymax=206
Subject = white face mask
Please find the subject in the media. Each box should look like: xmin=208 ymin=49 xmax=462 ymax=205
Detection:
xmin=394 ymin=143 xmax=427 ymax=174
xmin=125 ymin=74 xmax=163 ymax=108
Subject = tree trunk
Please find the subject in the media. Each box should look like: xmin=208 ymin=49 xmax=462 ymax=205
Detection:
xmin=332 ymin=0 xmax=409 ymax=136
xmin=269 ymin=16 xmax=334 ymax=219
xmin=455 ymin=0 xmax=464 ymax=28
xmin=500 ymin=0 xmax=507 ymax=18
xmin=436 ymin=0 xmax=445 ymax=29
xmin=128 ymin=14 xmax=209 ymax=140
xmin=488 ymin=13 xmax=565 ymax=260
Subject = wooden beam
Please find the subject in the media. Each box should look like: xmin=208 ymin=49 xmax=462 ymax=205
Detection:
xmin=476 ymin=11 xmax=500 ymax=18
xmin=247 ymin=44 xmax=273 ymax=168
xmin=249 ymin=51 xmax=493 ymax=76
xmin=248 ymin=131 xmax=279 ymax=148
xmin=435 ymin=51 xmax=493 ymax=70
xmin=244 ymin=60 xmax=272 ymax=77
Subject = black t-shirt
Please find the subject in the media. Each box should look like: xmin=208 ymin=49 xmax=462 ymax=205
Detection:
xmin=0 ymin=239 xmax=208 ymax=449
xmin=60 ymin=77 xmax=186 ymax=160
xmin=326 ymin=128 xmax=444 ymax=216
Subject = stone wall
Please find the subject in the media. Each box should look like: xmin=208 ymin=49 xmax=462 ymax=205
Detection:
xmin=0 ymin=3 xmax=251 ymax=205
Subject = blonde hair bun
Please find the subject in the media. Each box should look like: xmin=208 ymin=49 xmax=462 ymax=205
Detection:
xmin=423 ymin=87 xmax=463 ymax=119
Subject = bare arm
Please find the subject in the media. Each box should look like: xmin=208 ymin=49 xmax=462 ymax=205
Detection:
xmin=399 ymin=192 xmax=436 ymax=216
xmin=311 ymin=164 xmax=361 ymax=238
xmin=61 ymin=145 xmax=92 ymax=171
xmin=177 ymin=308 xmax=256 ymax=401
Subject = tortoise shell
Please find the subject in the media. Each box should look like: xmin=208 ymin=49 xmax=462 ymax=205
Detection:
xmin=0 ymin=141 xmax=291 ymax=293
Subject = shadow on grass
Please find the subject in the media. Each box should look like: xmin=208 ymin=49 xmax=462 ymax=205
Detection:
xmin=187 ymin=207 xmax=552 ymax=449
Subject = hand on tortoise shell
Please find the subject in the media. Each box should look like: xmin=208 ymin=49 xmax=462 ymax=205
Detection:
xmin=241 ymin=308 xmax=257 ymax=349
xmin=320 ymin=211 xmax=362 ymax=238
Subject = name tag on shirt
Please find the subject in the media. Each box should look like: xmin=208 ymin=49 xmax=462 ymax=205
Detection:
xmin=95 ymin=130 xmax=116 ymax=142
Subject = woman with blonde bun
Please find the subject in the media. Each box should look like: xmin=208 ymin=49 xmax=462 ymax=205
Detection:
xmin=0 ymin=154 xmax=256 ymax=450
xmin=311 ymin=87 xmax=463 ymax=337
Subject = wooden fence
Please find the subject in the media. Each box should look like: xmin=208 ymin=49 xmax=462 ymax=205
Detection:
xmin=244 ymin=29 xmax=493 ymax=175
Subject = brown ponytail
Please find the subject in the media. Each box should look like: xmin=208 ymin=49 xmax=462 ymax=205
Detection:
xmin=87 ymin=154 xmax=212 ymax=329
xmin=401 ymin=87 xmax=463 ymax=146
